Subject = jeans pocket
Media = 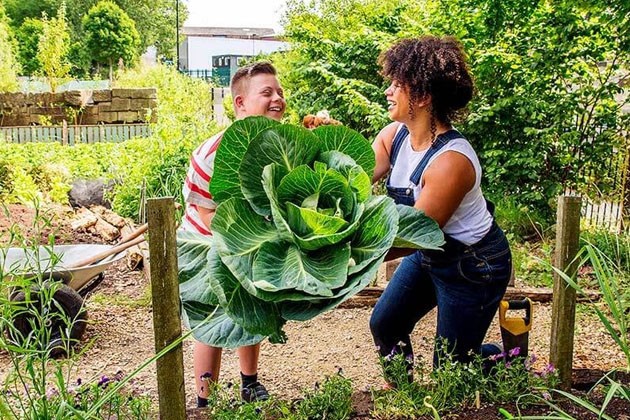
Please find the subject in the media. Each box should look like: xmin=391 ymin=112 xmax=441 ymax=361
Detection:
xmin=458 ymin=249 xmax=511 ymax=286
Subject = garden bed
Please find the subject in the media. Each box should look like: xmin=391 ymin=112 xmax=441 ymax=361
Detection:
xmin=0 ymin=204 xmax=627 ymax=418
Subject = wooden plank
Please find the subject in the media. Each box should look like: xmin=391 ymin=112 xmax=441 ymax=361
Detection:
xmin=549 ymin=195 xmax=581 ymax=390
xmin=147 ymin=197 xmax=186 ymax=419
xmin=338 ymin=285 xmax=600 ymax=309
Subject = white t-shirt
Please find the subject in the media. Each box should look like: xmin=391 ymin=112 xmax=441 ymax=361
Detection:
xmin=389 ymin=129 xmax=493 ymax=245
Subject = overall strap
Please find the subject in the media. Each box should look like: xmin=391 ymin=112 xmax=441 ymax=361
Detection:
xmin=409 ymin=129 xmax=463 ymax=185
xmin=389 ymin=124 xmax=410 ymax=167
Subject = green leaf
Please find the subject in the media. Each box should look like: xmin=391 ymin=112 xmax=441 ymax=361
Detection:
xmin=240 ymin=124 xmax=320 ymax=215
xmin=292 ymin=202 xmax=364 ymax=251
xmin=318 ymin=150 xmax=371 ymax=202
xmin=349 ymin=195 xmax=398 ymax=274
xmin=210 ymin=116 xmax=280 ymax=203
xmin=262 ymin=163 xmax=293 ymax=236
xmin=207 ymin=247 xmax=285 ymax=339
xmin=181 ymin=299 xmax=265 ymax=348
xmin=211 ymin=197 xmax=283 ymax=290
xmin=393 ymin=204 xmax=444 ymax=250
xmin=286 ymin=202 xmax=349 ymax=237
xmin=177 ymin=230 xmax=217 ymax=305
xmin=278 ymin=164 xmax=354 ymax=220
xmin=252 ymin=241 xmax=350 ymax=297
xmin=313 ymin=125 xmax=376 ymax=176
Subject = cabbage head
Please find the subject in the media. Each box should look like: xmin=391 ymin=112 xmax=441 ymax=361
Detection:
xmin=177 ymin=116 xmax=444 ymax=347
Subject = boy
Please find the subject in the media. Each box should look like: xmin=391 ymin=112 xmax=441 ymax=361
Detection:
xmin=180 ymin=62 xmax=286 ymax=406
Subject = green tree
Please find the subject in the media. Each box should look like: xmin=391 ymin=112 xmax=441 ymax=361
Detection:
xmin=37 ymin=3 xmax=71 ymax=92
xmin=4 ymin=0 xmax=188 ymax=59
xmin=278 ymin=0 xmax=629 ymax=219
xmin=82 ymin=1 xmax=141 ymax=79
xmin=0 ymin=3 xmax=21 ymax=91
xmin=15 ymin=18 xmax=44 ymax=76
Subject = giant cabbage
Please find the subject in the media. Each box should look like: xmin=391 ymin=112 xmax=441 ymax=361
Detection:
xmin=177 ymin=116 xmax=444 ymax=347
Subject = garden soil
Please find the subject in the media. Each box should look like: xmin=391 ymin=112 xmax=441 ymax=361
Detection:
xmin=1 ymin=204 xmax=628 ymax=419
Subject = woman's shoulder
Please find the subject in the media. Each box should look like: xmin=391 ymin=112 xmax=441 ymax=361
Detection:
xmin=375 ymin=122 xmax=402 ymax=146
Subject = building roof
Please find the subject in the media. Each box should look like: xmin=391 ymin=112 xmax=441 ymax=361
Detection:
xmin=182 ymin=26 xmax=278 ymax=38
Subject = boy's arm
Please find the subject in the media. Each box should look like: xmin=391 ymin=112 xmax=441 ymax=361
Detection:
xmin=197 ymin=206 xmax=215 ymax=230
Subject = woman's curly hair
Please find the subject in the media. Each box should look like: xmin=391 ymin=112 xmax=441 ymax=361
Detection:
xmin=379 ymin=36 xmax=474 ymax=125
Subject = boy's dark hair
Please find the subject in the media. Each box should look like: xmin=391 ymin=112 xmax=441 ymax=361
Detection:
xmin=231 ymin=61 xmax=278 ymax=97
xmin=379 ymin=36 xmax=473 ymax=124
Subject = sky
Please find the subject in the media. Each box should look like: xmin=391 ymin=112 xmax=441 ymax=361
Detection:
xmin=183 ymin=0 xmax=288 ymax=33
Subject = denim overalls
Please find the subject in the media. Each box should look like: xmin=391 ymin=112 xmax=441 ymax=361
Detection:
xmin=370 ymin=125 xmax=512 ymax=369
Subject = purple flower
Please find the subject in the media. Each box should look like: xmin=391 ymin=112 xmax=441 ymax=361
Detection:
xmin=542 ymin=391 xmax=552 ymax=401
xmin=506 ymin=361 xmax=512 ymax=368
xmin=525 ymin=354 xmax=537 ymax=370
xmin=45 ymin=387 xmax=59 ymax=398
xmin=98 ymin=376 xmax=110 ymax=387
xmin=508 ymin=347 xmax=521 ymax=358
xmin=488 ymin=352 xmax=505 ymax=361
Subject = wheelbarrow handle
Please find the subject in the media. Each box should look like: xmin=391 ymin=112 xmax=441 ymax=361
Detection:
xmin=117 ymin=223 xmax=148 ymax=246
xmin=65 ymin=225 xmax=148 ymax=269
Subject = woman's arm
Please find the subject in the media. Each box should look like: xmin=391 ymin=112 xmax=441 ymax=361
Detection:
xmin=414 ymin=151 xmax=475 ymax=227
xmin=372 ymin=122 xmax=399 ymax=184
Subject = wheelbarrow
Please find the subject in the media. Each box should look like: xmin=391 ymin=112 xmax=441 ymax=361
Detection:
xmin=1 ymin=226 xmax=147 ymax=356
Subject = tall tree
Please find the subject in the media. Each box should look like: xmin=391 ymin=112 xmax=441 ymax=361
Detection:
xmin=37 ymin=3 xmax=71 ymax=92
xmin=82 ymin=1 xmax=140 ymax=79
xmin=15 ymin=18 xmax=44 ymax=76
xmin=0 ymin=2 xmax=21 ymax=91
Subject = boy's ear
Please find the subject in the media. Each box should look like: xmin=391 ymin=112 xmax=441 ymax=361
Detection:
xmin=233 ymin=95 xmax=245 ymax=112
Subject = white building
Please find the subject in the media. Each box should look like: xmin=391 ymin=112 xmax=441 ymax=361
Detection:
xmin=178 ymin=26 xmax=288 ymax=84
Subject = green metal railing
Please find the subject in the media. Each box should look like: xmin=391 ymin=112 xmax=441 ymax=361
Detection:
xmin=0 ymin=124 xmax=152 ymax=145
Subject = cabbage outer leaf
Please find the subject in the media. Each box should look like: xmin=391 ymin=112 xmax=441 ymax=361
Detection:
xmin=251 ymin=241 xmax=351 ymax=297
xmin=209 ymin=116 xmax=280 ymax=203
xmin=393 ymin=204 xmax=445 ymax=250
xmin=313 ymin=125 xmax=376 ymax=176
xmin=207 ymin=247 xmax=285 ymax=340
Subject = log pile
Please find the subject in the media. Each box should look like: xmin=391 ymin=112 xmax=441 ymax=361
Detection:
xmin=70 ymin=205 xmax=146 ymax=271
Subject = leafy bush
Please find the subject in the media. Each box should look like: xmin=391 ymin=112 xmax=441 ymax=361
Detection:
xmin=294 ymin=373 xmax=353 ymax=419
xmin=373 ymin=351 xmax=559 ymax=418
xmin=178 ymin=117 xmax=443 ymax=347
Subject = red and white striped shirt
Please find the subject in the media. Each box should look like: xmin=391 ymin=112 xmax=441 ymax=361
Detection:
xmin=180 ymin=131 xmax=224 ymax=235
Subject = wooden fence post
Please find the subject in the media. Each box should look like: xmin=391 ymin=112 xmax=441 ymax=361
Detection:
xmin=549 ymin=195 xmax=582 ymax=390
xmin=61 ymin=120 xmax=68 ymax=145
xmin=147 ymin=197 xmax=186 ymax=419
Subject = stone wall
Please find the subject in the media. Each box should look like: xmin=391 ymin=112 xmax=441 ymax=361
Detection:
xmin=0 ymin=88 xmax=158 ymax=126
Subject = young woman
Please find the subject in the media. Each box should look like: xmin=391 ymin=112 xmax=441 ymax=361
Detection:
xmin=369 ymin=36 xmax=512 ymax=381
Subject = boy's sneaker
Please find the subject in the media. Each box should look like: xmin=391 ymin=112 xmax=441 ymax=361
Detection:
xmin=241 ymin=381 xmax=269 ymax=402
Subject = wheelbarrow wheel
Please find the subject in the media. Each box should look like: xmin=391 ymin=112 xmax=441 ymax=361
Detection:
xmin=8 ymin=283 xmax=88 ymax=358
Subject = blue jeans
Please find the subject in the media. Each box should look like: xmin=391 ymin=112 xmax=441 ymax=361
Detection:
xmin=370 ymin=222 xmax=511 ymax=368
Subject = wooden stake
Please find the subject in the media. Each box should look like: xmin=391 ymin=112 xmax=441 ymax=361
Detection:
xmin=147 ymin=197 xmax=186 ymax=419
xmin=549 ymin=195 xmax=581 ymax=390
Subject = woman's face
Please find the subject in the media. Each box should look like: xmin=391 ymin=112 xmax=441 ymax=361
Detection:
xmin=384 ymin=80 xmax=411 ymax=122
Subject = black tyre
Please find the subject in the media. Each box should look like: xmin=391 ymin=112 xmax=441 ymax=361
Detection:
xmin=9 ymin=283 xmax=88 ymax=357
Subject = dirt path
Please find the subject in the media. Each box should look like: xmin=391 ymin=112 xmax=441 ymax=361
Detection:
xmin=0 ymin=204 xmax=626 ymax=413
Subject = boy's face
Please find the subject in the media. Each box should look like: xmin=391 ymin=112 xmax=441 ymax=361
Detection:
xmin=234 ymin=74 xmax=286 ymax=121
